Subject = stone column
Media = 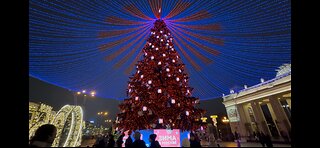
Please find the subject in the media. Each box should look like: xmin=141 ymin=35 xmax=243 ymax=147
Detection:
xmin=250 ymin=100 xmax=270 ymax=135
xmin=236 ymin=104 xmax=249 ymax=141
xmin=269 ymin=96 xmax=291 ymax=142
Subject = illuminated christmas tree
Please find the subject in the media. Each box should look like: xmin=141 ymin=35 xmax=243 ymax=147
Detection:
xmin=116 ymin=19 xmax=206 ymax=131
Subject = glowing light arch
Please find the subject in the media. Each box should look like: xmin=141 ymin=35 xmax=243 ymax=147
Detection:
xmin=29 ymin=122 xmax=47 ymax=140
xmin=51 ymin=105 xmax=84 ymax=147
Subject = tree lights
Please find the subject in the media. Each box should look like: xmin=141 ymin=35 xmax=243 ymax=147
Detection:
xmin=116 ymin=19 xmax=205 ymax=131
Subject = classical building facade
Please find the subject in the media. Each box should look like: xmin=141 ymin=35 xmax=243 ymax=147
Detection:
xmin=222 ymin=64 xmax=291 ymax=142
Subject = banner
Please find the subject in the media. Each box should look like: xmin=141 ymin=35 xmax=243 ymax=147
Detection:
xmin=154 ymin=129 xmax=180 ymax=147
xmin=122 ymin=129 xmax=190 ymax=147
xmin=226 ymin=105 xmax=240 ymax=122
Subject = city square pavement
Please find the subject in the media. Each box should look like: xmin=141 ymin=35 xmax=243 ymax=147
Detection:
xmin=214 ymin=142 xmax=291 ymax=147
xmin=200 ymin=140 xmax=291 ymax=147
xmin=81 ymin=139 xmax=291 ymax=147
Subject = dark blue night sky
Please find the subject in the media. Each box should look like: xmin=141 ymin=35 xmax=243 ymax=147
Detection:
xmin=29 ymin=0 xmax=291 ymax=100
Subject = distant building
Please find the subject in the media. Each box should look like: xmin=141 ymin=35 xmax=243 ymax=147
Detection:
xmin=83 ymin=121 xmax=95 ymax=136
xmin=222 ymin=64 xmax=291 ymax=143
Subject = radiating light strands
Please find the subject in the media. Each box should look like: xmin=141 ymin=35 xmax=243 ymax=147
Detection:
xmin=164 ymin=0 xmax=192 ymax=20
xmin=123 ymin=4 xmax=153 ymax=20
xmin=29 ymin=0 xmax=291 ymax=100
xmin=148 ymin=0 xmax=163 ymax=19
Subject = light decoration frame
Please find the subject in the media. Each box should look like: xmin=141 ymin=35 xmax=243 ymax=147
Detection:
xmin=50 ymin=105 xmax=84 ymax=147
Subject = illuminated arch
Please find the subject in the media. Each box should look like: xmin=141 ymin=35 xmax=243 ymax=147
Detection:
xmin=29 ymin=103 xmax=54 ymax=140
xmin=51 ymin=105 xmax=83 ymax=147
xmin=29 ymin=122 xmax=47 ymax=140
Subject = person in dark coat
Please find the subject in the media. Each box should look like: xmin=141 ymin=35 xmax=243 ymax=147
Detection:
xmin=189 ymin=132 xmax=201 ymax=147
xmin=29 ymin=124 xmax=57 ymax=147
xmin=265 ymin=134 xmax=273 ymax=147
xmin=234 ymin=131 xmax=239 ymax=140
xmin=258 ymin=132 xmax=266 ymax=147
xmin=97 ymin=138 xmax=106 ymax=147
xmin=107 ymin=135 xmax=115 ymax=147
xmin=149 ymin=134 xmax=161 ymax=148
xmin=116 ymin=133 xmax=125 ymax=147
xmin=131 ymin=131 xmax=147 ymax=148
xmin=253 ymin=132 xmax=259 ymax=142
xmin=125 ymin=131 xmax=133 ymax=147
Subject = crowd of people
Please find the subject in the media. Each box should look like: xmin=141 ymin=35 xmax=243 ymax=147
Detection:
xmin=29 ymin=124 xmax=207 ymax=147
xmin=91 ymin=131 xmax=161 ymax=147
xmin=28 ymin=124 xmax=219 ymax=147
xmin=84 ymin=128 xmax=221 ymax=147
xmin=29 ymin=124 xmax=163 ymax=147
xmin=253 ymin=131 xmax=273 ymax=147
xmin=91 ymin=130 xmax=209 ymax=148
xmin=29 ymin=124 xmax=277 ymax=147
xmin=234 ymin=131 xmax=273 ymax=147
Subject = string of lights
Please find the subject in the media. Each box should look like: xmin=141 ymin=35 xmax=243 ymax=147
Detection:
xmin=29 ymin=0 xmax=291 ymax=100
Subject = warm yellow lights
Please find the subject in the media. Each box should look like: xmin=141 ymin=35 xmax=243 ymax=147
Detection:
xmin=91 ymin=91 xmax=96 ymax=97
xmin=210 ymin=115 xmax=218 ymax=119
xmin=201 ymin=117 xmax=208 ymax=122
xmin=76 ymin=90 xmax=96 ymax=97
xmin=49 ymin=105 xmax=84 ymax=147
xmin=105 ymin=119 xmax=112 ymax=123
xmin=222 ymin=117 xmax=230 ymax=123
xmin=29 ymin=102 xmax=54 ymax=140
xmin=98 ymin=112 xmax=108 ymax=116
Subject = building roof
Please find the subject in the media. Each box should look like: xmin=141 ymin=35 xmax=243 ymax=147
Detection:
xmin=224 ymin=64 xmax=291 ymax=101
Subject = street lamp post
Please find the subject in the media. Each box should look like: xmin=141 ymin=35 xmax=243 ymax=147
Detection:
xmin=72 ymin=89 xmax=96 ymax=121
xmin=222 ymin=117 xmax=230 ymax=141
xmin=73 ymin=91 xmax=82 ymax=105
xmin=97 ymin=111 xmax=108 ymax=127
xmin=82 ymin=90 xmax=96 ymax=106
xmin=82 ymin=90 xmax=86 ymax=106
xmin=72 ymin=89 xmax=96 ymax=106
